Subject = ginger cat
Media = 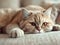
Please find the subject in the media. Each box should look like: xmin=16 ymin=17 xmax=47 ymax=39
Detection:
xmin=0 ymin=5 xmax=60 ymax=38
xmin=5 ymin=5 xmax=46 ymax=38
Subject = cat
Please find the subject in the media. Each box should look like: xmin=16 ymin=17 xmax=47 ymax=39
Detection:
xmin=5 ymin=5 xmax=46 ymax=38
xmin=6 ymin=9 xmax=53 ymax=37
xmin=1 ymin=5 xmax=60 ymax=38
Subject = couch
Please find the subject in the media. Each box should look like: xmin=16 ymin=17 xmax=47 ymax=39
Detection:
xmin=0 ymin=31 xmax=60 ymax=45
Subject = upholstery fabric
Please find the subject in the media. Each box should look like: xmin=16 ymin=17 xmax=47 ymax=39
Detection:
xmin=0 ymin=31 xmax=60 ymax=45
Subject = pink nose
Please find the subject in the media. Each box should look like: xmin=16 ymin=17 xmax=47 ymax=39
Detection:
xmin=36 ymin=27 xmax=41 ymax=31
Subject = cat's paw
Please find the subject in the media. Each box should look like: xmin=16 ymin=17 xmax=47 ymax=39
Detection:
xmin=9 ymin=28 xmax=24 ymax=38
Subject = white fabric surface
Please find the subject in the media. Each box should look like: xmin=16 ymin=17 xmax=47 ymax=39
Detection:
xmin=0 ymin=31 xmax=60 ymax=45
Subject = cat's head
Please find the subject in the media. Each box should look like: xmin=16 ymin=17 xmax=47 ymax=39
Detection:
xmin=22 ymin=7 xmax=54 ymax=33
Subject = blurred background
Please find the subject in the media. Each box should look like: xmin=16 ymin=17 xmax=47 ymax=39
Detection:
xmin=0 ymin=0 xmax=60 ymax=9
xmin=21 ymin=0 xmax=60 ymax=9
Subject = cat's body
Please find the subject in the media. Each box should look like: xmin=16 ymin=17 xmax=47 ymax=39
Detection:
xmin=0 ymin=5 xmax=60 ymax=38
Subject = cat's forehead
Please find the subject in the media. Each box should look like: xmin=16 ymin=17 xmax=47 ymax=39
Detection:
xmin=26 ymin=12 xmax=52 ymax=22
xmin=31 ymin=12 xmax=47 ymax=18
xmin=28 ymin=10 xmax=43 ymax=15
xmin=28 ymin=12 xmax=49 ymax=19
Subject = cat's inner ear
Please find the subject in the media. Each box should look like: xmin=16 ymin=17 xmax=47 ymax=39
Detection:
xmin=44 ymin=7 xmax=52 ymax=17
xmin=22 ymin=8 xmax=30 ymax=18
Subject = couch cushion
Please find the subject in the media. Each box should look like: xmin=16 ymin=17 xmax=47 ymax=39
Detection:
xmin=0 ymin=31 xmax=60 ymax=45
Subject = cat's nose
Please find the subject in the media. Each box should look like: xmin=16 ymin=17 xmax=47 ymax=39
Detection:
xmin=36 ymin=26 xmax=41 ymax=31
xmin=38 ymin=28 xmax=41 ymax=31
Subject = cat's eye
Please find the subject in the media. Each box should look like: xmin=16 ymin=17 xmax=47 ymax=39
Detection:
xmin=30 ymin=22 xmax=36 ymax=26
xmin=43 ymin=22 xmax=48 ymax=26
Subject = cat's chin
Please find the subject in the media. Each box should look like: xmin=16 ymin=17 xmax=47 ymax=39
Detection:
xmin=34 ymin=30 xmax=40 ymax=33
xmin=35 ymin=29 xmax=45 ymax=33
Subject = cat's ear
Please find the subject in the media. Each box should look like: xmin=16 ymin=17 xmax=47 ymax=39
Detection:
xmin=22 ymin=8 xmax=30 ymax=18
xmin=51 ymin=6 xmax=58 ymax=22
xmin=44 ymin=7 xmax=52 ymax=17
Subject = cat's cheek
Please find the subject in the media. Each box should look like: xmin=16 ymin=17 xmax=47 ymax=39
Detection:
xmin=23 ymin=24 xmax=35 ymax=33
xmin=34 ymin=30 xmax=40 ymax=33
xmin=9 ymin=28 xmax=24 ymax=38
xmin=47 ymin=26 xmax=53 ymax=31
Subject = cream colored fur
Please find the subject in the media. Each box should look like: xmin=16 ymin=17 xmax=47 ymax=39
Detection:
xmin=0 ymin=5 xmax=60 ymax=38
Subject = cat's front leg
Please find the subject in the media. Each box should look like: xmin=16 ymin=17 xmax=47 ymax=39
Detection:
xmin=6 ymin=24 xmax=24 ymax=38
xmin=9 ymin=27 xmax=24 ymax=38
